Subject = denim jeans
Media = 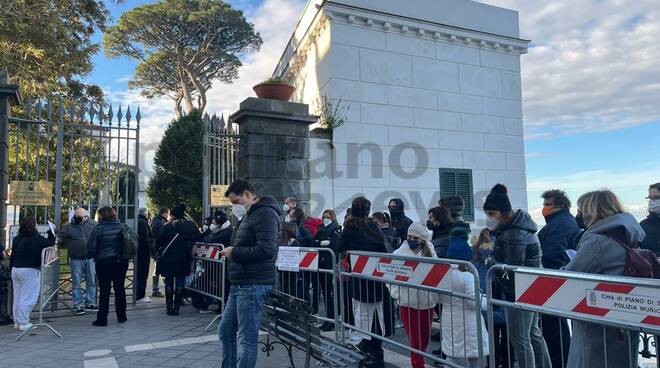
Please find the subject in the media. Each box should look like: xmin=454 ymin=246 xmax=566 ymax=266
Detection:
xmin=219 ymin=284 xmax=272 ymax=368
xmin=71 ymin=258 xmax=96 ymax=308
xmin=506 ymin=309 xmax=551 ymax=368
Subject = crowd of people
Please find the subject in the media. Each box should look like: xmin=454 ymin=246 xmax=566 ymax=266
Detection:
xmin=0 ymin=179 xmax=658 ymax=368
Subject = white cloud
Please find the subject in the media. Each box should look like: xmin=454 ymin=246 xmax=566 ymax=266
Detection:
xmin=481 ymin=0 xmax=660 ymax=139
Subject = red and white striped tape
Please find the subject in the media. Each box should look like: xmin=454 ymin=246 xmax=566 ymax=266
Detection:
xmin=350 ymin=254 xmax=452 ymax=289
xmin=298 ymin=251 xmax=319 ymax=271
xmin=191 ymin=244 xmax=223 ymax=261
xmin=515 ymin=273 xmax=660 ymax=328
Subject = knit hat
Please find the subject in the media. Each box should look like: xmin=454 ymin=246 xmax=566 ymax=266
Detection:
xmin=171 ymin=204 xmax=187 ymax=219
xmin=483 ymin=184 xmax=512 ymax=213
xmin=74 ymin=208 xmax=88 ymax=218
xmin=407 ymin=222 xmax=431 ymax=242
xmin=446 ymin=236 xmax=473 ymax=261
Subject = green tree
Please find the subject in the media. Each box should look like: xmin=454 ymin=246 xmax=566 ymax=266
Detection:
xmin=104 ymin=0 xmax=262 ymax=116
xmin=0 ymin=0 xmax=120 ymax=98
xmin=146 ymin=110 xmax=203 ymax=222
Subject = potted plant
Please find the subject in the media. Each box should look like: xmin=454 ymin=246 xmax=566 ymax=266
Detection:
xmin=253 ymin=77 xmax=296 ymax=101
xmin=311 ymin=95 xmax=349 ymax=146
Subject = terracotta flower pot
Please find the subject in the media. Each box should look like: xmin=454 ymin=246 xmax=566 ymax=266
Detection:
xmin=253 ymin=83 xmax=295 ymax=101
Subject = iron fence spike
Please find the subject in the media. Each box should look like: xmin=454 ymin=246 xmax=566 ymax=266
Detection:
xmin=126 ymin=105 xmax=132 ymax=126
xmin=136 ymin=106 xmax=141 ymax=125
xmin=26 ymin=97 xmax=33 ymax=119
xmin=117 ymin=104 xmax=123 ymax=126
xmin=89 ymin=104 xmax=96 ymax=123
xmin=79 ymin=102 xmax=86 ymax=122
xmin=107 ymin=103 xmax=114 ymax=125
xmin=36 ymin=100 xmax=43 ymax=119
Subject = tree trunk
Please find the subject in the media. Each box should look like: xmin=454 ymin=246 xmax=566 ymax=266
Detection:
xmin=176 ymin=48 xmax=195 ymax=114
xmin=183 ymin=66 xmax=207 ymax=114
xmin=173 ymin=95 xmax=183 ymax=119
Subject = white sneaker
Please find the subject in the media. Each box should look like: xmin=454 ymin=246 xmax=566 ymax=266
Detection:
xmin=136 ymin=297 xmax=152 ymax=304
xmin=18 ymin=323 xmax=33 ymax=331
xmin=13 ymin=322 xmax=19 ymax=330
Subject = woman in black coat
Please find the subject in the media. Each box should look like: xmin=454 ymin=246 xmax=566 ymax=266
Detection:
xmin=155 ymin=205 xmax=200 ymax=316
xmin=312 ymin=209 xmax=341 ymax=331
xmin=338 ymin=197 xmax=387 ymax=368
xmin=86 ymin=206 xmax=127 ymax=326
xmin=427 ymin=206 xmax=455 ymax=258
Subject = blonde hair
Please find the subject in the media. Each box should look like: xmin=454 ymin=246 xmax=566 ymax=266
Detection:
xmin=578 ymin=190 xmax=625 ymax=227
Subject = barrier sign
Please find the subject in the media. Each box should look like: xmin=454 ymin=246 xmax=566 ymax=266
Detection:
xmin=8 ymin=225 xmax=50 ymax=249
xmin=8 ymin=181 xmax=53 ymax=206
xmin=191 ymin=243 xmax=224 ymax=260
xmin=515 ymin=273 xmax=660 ymax=328
xmin=210 ymin=185 xmax=230 ymax=206
xmin=276 ymin=247 xmax=319 ymax=272
xmin=350 ymin=254 xmax=452 ymax=289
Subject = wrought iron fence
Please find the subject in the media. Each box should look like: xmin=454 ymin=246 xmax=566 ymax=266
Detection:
xmin=202 ymin=113 xmax=239 ymax=218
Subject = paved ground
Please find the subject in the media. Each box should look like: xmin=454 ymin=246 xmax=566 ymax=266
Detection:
xmin=0 ymin=300 xmax=418 ymax=368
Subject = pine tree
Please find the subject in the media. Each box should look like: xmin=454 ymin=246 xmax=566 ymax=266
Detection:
xmin=146 ymin=110 xmax=203 ymax=222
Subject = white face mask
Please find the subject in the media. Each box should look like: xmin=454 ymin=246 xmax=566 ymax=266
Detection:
xmin=209 ymin=223 xmax=219 ymax=231
xmin=283 ymin=204 xmax=290 ymax=212
xmin=323 ymin=218 xmax=332 ymax=227
xmin=231 ymin=203 xmax=247 ymax=218
xmin=202 ymin=225 xmax=209 ymax=232
xmin=485 ymin=216 xmax=499 ymax=231
xmin=284 ymin=215 xmax=291 ymax=222
xmin=650 ymin=199 xmax=660 ymax=214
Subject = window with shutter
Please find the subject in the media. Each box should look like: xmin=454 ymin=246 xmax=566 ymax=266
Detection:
xmin=438 ymin=168 xmax=475 ymax=222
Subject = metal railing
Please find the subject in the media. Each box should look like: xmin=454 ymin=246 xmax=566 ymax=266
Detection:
xmin=486 ymin=264 xmax=660 ymax=368
xmin=186 ymin=242 xmax=226 ymax=332
xmin=17 ymin=246 xmax=62 ymax=341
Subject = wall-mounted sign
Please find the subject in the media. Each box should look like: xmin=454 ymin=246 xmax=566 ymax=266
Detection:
xmin=8 ymin=181 xmax=53 ymax=206
xmin=210 ymin=184 xmax=230 ymax=206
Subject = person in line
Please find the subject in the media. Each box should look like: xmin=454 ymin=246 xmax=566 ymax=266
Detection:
xmin=373 ymin=212 xmax=395 ymax=252
xmin=218 ymin=180 xmax=282 ymax=368
xmin=471 ymin=229 xmax=509 ymax=368
xmin=203 ymin=210 xmax=232 ymax=246
xmin=288 ymin=207 xmax=315 ymax=246
xmin=156 ymin=204 xmax=199 ymax=316
xmin=313 ymin=209 xmax=341 ymax=331
xmin=440 ymin=227 xmax=489 ymax=368
xmin=283 ymin=196 xmax=297 ymax=213
xmin=483 ymin=184 xmax=551 ymax=368
xmin=565 ymin=190 xmax=644 ymax=368
xmin=279 ymin=222 xmax=302 ymax=298
xmin=388 ymin=198 xmax=413 ymax=249
xmin=538 ymin=190 xmax=579 ymax=368
xmin=59 ymin=208 xmax=97 ymax=315
xmin=87 ymin=207 xmax=127 ymax=327
xmin=10 ymin=217 xmax=55 ymax=331
xmin=641 ymin=182 xmax=660 ymax=256
xmin=136 ymin=208 xmax=155 ymax=304
xmin=440 ymin=195 xmax=471 ymax=233
xmin=339 ymin=197 xmax=387 ymax=368
xmin=427 ymin=206 xmax=455 ymax=258
xmin=388 ymin=222 xmax=439 ymax=368
xmin=150 ymin=207 xmax=170 ymax=298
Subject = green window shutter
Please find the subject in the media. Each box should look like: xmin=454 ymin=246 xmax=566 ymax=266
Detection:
xmin=438 ymin=168 xmax=474 ymax=222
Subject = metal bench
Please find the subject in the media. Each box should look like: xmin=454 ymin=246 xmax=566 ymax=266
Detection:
xmin=260 ymin=290 xmax=362 ymax=368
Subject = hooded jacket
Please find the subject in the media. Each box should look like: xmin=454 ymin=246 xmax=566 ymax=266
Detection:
xmin=229 ymin=196 xmax=282 ymax=286
xmin=491 ymin=209 xmax=542 ymax=268
xmin=389 ymin=198 xmax=413 ymax=245
xmin=156 ymin=217 xmax=200 ymax=277
xmin=565 ymin=212 xmax=645 ymax=368
xmin=640 ymin=212 xmax=660 ymax=256
xmin=59 ymin=219 xmax=97 ymax=259
xmin=538 ymin=209 xmax=580 ymax=269
xmin=388 ymin=240 xmax=440 ymax=309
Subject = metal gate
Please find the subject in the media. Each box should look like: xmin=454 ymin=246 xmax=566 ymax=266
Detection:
xmin=202 ymin=113 xmax=239 ymax=218
xmin=2 ymin=84 xmax=141 ymax=307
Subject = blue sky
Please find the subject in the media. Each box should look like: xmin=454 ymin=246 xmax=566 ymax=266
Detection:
xmin=89 ymin=0 xmax=659 ymax=222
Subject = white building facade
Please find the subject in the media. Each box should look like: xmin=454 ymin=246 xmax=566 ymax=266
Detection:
xmin=274 ymin=0 xmax=530 ymax=224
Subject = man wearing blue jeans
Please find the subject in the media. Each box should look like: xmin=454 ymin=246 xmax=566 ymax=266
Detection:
xmin=219 ymin=180 xmax=282 ymax=368
xmin=59 ymin=208 xmax=98 ymax=315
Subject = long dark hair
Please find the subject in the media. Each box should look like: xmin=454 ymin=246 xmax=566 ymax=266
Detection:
xmin=18 ymin=216 xmax=38 ymax=236
xmin=428 ymin=206 xmax=454 ymax=228
xmin=281 ymin=222 xmax=298 ymax=245
xmin=372 ymin=212 xmax=391 ymax=227
xmin=345 ymin=197 xmax=383 ymax=243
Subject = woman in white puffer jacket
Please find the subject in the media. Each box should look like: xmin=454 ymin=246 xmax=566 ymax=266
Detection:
xmin=387 ymin=222 xmax=440 ymax=368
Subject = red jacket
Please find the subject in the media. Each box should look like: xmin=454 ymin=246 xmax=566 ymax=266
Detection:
xmin=303 ymin=217 xmax=323 ymax=237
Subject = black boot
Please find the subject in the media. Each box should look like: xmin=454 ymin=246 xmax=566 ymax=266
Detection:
xmin=173 ymin=287 xmax=184 ymax=316
xmin=165 ymin=286 xmax=175 ymax=315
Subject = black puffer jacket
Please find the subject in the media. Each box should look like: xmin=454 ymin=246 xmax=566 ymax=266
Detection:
xmin=390 ymin=198 xmax=413 ymax=246
xmin=229 ymin=196 xmax=282 ymax=286
xmin=431 ymin=226 xmax=452 ymax=258
xmin=156 ymin=218 xmax=200 ymax=278
xmin=640 ymin=213 xmax=660 ymax=256
xmin=87 ymin=220 xmax=123 ymax=262
xmin=491 ymin=210 xmax=542 ymax=301
xmin=339 ymin=219 xmax=386 ymax=303
xmin=10 ymin=232 xmax=55 ymax=269
xmin=203 ymin=224 xmax=232 ymax=246
xmin=313 ymin=221 xmax=341 ymax=269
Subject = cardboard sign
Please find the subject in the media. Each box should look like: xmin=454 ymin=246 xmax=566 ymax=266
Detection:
xmin=8 ymin=225 xmax=51 ymax=249
xmin=8 ymin=181 xmax=53 ymax=205
xmin=210 ymin=185 xmax=230 ymax=206
xmin=277 ymin=246 xmax=301 ymax=272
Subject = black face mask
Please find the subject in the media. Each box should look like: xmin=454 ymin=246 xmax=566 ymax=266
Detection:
xmin=73 ymin=216 xmax=84 ymax=224
xmin=426 ymin=220 xmax=438 ymax=231
xmin=575 ymin=213 xmax=585 ymax=229
xmin=389 ymin=208 xmax=403 ymax=219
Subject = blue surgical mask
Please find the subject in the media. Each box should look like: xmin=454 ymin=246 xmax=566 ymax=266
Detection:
xmin=408 ymin=239 xmax=419 ymax=251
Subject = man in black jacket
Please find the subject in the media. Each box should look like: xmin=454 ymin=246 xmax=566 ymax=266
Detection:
xmin=538 ymin=189 xmax=579 ymax=368
xmin=388 ymin=198 xmax=412 ymax=248
xmin=150 ymin=207 xmax=169 ymax=297
xmin=135 ymin=208 xmax=155 ymax=303
xmin=219 ymin=180 xmax=281 ymax=368
xmin=641 ymin=182 xmax=660 ymax=256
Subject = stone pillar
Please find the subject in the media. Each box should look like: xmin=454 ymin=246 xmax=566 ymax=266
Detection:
xmin=0 ymin=72 xmax=20 ymax=248
xmin=230 ymin=98 xmax=317 ymax=208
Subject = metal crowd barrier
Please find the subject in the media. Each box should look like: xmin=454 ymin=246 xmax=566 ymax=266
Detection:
xmin=186 ymin=242 xmax=226 ymax=332
xmin=339 ymin=251 xmax=486 ymax=368
xmin=486 ymin=264 xmax=660 ymax=368
xmin=17 ymin=246 xmax=63 ymax=341
xmin=275 ymin=246 xmax=342 ymax=342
